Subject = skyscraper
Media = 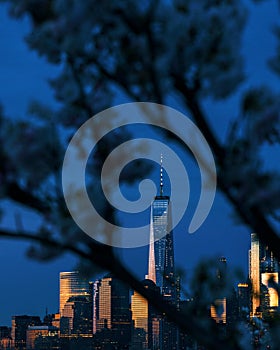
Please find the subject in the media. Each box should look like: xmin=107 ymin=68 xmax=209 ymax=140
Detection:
xmin=210 ymin=257 xmax=227 ymax=324
xmin=260 ymin=244 xmax=279 ymax=316
xmin=60 ymin=295 xmax=93 ymax=336
xmin=249 ymin=233 xmax=279 ymax=318
xmin=26 ymin=325 xmax=59 ymax=350
xmin=131 ymin=288 xmax=148 ymax=349
xmin=59 ymin=271 xmax=90 ymax=315
xmin=249 ymin=233 xmax=261 ymax=317
xmin=131 ymin=288 xmax=148 ymax=335
xmin=147 ymin=157 xmax=176 ymax=301
xmin=146 ymin=157 xmax=179 ymax=350
xmin=11 ymin=315 xmax=41 ymax=350
xmin=131 ymin=279 xmax=161 ymax=350
xmin=210 ymin=299 xmax=227 ymax=324
xmin=93 ymin=275 xmax=131 ymax=347
xmin=237 ymin=283 xmax=250 ymax=320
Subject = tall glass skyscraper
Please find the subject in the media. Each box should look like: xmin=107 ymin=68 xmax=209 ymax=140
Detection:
xmin=147 ymin=158 xmax=176 ymax=301
xmin=146 ymin=159 xmax=179 ymax=350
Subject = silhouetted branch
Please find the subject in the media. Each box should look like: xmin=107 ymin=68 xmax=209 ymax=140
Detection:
xmin=0 ymin=227 xmax=242 ymax=350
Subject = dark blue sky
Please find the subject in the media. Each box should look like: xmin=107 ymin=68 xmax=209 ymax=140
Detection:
xmin=0 ymin=1 xmax=279 ymax=326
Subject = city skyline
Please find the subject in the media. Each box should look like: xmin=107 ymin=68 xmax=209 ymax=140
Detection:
xmin=2 ymin=167 xmax=279 ymax=349
xmin=0 ymin=165 xmax=256 ymax=327
xmin=1 ymin=0 xmax=279 ymax=327
xmin=3 ymin=231 xmax=280 ymax=349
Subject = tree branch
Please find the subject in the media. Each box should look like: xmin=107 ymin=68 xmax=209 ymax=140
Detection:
xmin=173 ymin=76 xmax=280 ymax=262
xmin=4 ymin=181 xmax=51 ymax=214
xmin=0 ymin=227 xmax=242 ymax=350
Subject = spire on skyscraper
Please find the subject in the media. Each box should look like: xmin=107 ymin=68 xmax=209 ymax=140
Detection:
xmin=160 ymin=154 xmax=163 ymax=196
xmin=147 ymin=155 xmax=176 ymax=299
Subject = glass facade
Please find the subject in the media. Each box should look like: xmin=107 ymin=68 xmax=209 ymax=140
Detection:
xmin=93 ymin=275 xmax=131 ymax=347
xmin=59 ymin=271 xmax=89 ymax=316
xmin=250 ymin=233 xmax=260 ymax=316
xmin=131 ymin=290 xmax=148 ymax=348
xmin=26 ymin=326 xmax=58 ymax=349
xmin=131 ymin=290 xmax=148 ymax=331
xmin=261 ymin=272 xmax=279 ymax=308
xmin=147 ymin=195 xmax=175 ymax=299
xmin=11 ymin=315 xmax=41 ymax=350
xmin=147 ymin=192 xmax=179 ymax=350
xmin=249 ymin=233 xmax=279 ymax=317
xmin=94 ymin=277 xmax=112 ymax=332
xmin=210 ymin=298 xmax=227 ymax=324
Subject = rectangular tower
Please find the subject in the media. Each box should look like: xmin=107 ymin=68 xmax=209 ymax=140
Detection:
xmin=250 ymin=233 xmax=261 ymax=317
xmin=59 ymin=271 xmax=90 ymax=315
xmin=249 ymin=233 xmax=279 ymax=318
xmin=11 ymin=315 xmax=41 ymax=350
xmin=93 ymin=275 xmax=132 ymax=347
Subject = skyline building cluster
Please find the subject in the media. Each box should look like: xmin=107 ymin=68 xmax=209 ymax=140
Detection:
xmin=1 ymin=168 xmax=279 ymax=349
xmin=1 ymin=232 xmax=280 ymax=349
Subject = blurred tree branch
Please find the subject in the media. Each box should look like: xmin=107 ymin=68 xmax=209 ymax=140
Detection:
xmin=0 ymin=0 xmax=279 ymax=348
xmin=0 ymin=226 xmax=242 ymax=350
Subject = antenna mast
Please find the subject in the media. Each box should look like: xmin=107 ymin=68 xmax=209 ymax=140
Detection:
xmin=160 ymin=154 xmax=163 ymax=196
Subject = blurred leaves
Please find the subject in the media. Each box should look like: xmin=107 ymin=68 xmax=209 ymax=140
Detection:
xmin=0 ymin=1 xmax=279 ymax=347
xmin=269 ymin=24 xmax=280 ymax=74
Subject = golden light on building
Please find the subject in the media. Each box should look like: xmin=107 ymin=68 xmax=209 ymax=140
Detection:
xmin=261 ymin=272 xmax=279 ymax=308
xmin=61 ymin=299 xmax=75 ymax=332
xmin=210 ymin=298 xmax=226 ymax=324
xmin=131 ymin=290 xmax=148 ymax=349
xmin=238 ymin=283 xmax=249 ymax=288
xmin=52 ymin=313 xmax=60 ymax=329
xmin=250 ymin=233 xmax=261 ymax=316
xmin=131 ymin=291 xmax=148 ymax=331
xmin=95 ymin=277 xmax=112 ymax=331
xmin=26 ymin=326 xmax=58 ymax=350
xmin=59 ymin=271 xmax=89 ymax=315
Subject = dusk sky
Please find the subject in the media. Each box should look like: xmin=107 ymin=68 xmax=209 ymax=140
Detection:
xmin=0 ymin=1 xmax=279 ymax=326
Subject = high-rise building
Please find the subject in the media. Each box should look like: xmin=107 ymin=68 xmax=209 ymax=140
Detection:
xmin=93 ymin=275 xmax=131 ymax=347
xmin=146 ymin=158 xmax=176 ymax=301
xmin=59 ymin=271 xmax=90 ymax=316
xmin=210 ymin=257 xmax=228 ymax=325
xmin=237 ymin=283 xmax=250 ymax=320
xmin=0 ymin=326 xmax=12 ymax=350
xmin=249 ymin=233 xmax=261 ymax=317
xmin=249 ymin=233 xmax=279 ymax=318
xmin=94 ymin=277 xmax=112 ymax=332
xmin=131 ymin=279 xmax=160 ymax=349
xmin=60 ymin=295 xmax=92 ymax=336
xmin=261 ymin=273 xmax=279 ymax=308
xmin=210 ymin=298 xmax=227 ymax=324
xmin=26 ymin=325 xmax=59 ymax=350
xmin=11 ymin=315 xmax=41 ymax=350
xmin=131 ymin=288 xmax=148 ymax=335
xmin=0 ymin=327 xmax=10 ymax=340
xmin=131 ymin=289 xmax=148 ymax=349
xmin=260 ymin=245 xmax=279 ymax=311
xmin=146 ymin=159 xmax=179 ymax=350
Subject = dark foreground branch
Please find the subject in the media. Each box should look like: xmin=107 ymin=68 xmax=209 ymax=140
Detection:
xmin=0 ymin=228 xmax=242 ymax=350
xmin=174 ymin=76 xmax=280 ymax=264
